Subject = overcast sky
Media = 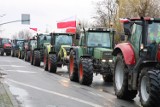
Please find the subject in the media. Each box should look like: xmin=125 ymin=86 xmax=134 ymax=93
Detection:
xmin=0 ymin=0 xmax=99 ymax=38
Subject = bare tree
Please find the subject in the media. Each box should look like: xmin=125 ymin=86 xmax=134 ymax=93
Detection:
xmin=17 ymin=29 xmax=32 ymax=40
xmin=93 ymin=0 xmax=118 ymax=27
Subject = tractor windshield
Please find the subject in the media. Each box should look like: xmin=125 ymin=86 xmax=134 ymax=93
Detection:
xmin=17 ymin=41 xmax=24 ymax=47
xmin=148 ymin=22 xmax=160 ymax=44
xmin=55 ymin=35 xmax=72 ymax=46
xmin=87 ymin=32 xmax=111 ymax=48
xmin=2 ymin=38 xmax=10 ymax=44
xmin=30 ymin=40 xmax=37 ymax=45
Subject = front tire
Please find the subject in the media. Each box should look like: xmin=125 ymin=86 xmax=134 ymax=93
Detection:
xmin=44 ymin=50 xmax=48 ymax=71
xmin=48 ymin=54 xmax=57 ymax=73
xmin=139 ymin=69 xmax=160 ymax=107
xmin=33 ymin=51 xmax=41 ymax=66
xmin=0 ymin=48 xmax=4 ymax=56
xmin=114 ymin=54 xmax=137 ymax=100
xmin=78 ymin=58 xmax=93 ymax=86
xmin=69 ymin=50 xmax=78 ymax=82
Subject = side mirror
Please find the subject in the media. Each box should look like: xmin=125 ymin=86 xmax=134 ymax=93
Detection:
xmin=44 ymin=36 xmax=47 ymax=40
xmin=76 ymin=33 xmax=80 ymax=40
xmin=124 ymin=22 xmax=132 ymax=36
xmin=120 ymin=35 xmax=125 ymax=41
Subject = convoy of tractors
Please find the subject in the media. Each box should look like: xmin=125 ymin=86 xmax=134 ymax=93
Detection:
xmin=1 ymin=17 xmax=160 ymax=107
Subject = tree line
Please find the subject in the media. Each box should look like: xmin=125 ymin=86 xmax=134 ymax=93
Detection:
xmin=93 ymin=0 xmax=160 ymax=42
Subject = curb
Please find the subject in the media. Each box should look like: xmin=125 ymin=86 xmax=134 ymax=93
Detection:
xmin=3 ymin=83 xmax=19 ymax=107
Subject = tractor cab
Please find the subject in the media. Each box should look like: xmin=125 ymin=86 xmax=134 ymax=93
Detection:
xmin=79 ymin=28 xmax=115 ymax=62
xmin=36 ymin=33 xmax=51 ymax=49
xmin=50 ymin=33 xmax=74 ymax=53
xmin=120 ymin=18 xmax=160 ymax=62
xmin=12 ymin=39 xmax=26 ymax=50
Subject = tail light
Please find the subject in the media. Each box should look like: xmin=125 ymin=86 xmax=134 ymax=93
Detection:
xmin=156 ymin=44 xmax=160 ymax=61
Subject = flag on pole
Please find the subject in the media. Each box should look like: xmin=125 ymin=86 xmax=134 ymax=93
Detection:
xmin=57 ymin=16 xmax=76 ymax=28
xmin=30 ymin=28 xmax=37 ymax=32
xmin=66 ymin=27 xmax=76 ymax=33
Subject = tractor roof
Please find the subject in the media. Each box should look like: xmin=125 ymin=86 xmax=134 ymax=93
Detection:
xmin=120 ymin=17 xmax=160 ymax=23
xmin=81 ymin=27 xmax=115 ymax=32
xmin=51 ymin=33 xmax=75 ymax=36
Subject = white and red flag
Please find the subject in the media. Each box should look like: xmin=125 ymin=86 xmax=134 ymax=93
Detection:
xmin=57 ymin=16 xmax=76 ymax=29
xmin=66 ymin=27 xmax=76 ymax=33
xmin=30 ymin=27 xmax=38 ymax=32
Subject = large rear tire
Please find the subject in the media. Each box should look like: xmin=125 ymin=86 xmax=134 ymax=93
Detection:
xmin=6 ymin=52 xmax=11 ymax=56
xmin=33 ymin=51 xmax=41 ymax=66
xmin=48 ymin=54 xmax=57 ymax=73
xmin=0 ymin=48 xmax=4 ymax=56
xmin=139 ymin=69 xmax=160 ymax=107
xmin=11 ymin=50 xmax=14 ymax=57
xmin=79 ymin=58 xmax=93 ymax=86
xmin=113 ymin=54 xmax=137 ymax=100
xmin=69 ymin=50 xmax=78 ymax=82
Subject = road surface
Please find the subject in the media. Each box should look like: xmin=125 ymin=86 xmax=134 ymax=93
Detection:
xmin=0 ymin=56 xmax=141 ymax=107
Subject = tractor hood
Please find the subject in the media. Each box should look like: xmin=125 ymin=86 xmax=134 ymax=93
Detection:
xmin=3 ymin=43 xmax=12 ymax=49
xmin=93 ymin=48 xmax=113 ymax=60
xmin=61 ymin=45 xmax=71 ymax=51
xmin=61 ymin=45 xmax=71 ymax=55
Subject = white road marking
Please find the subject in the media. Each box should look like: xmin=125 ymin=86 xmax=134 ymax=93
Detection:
xmin=6 ymin=70 xmax=36 ymax=73
xmin=8 ymin=79 xmax=103 ymax=107
xmin=0 ymin=65 xmax=24 ymax=67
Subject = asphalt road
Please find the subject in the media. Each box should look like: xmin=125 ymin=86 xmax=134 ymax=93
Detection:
xmin=0 ymin=56 xmax=141 ymax=107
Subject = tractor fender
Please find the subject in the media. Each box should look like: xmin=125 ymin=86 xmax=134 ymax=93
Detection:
xmin=71 ymin=47 xmax=91 ymax=64
xmin=112 ymin=43 xmax=136 ymax=65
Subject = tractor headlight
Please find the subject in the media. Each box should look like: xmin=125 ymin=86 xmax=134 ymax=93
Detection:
xmin=143 ymin=48 xmax=147 ymax=52
xmin=102 ymin=59 xmax=106 ymax=62
xmin=109 ymin=59 xmax=113 ymax=63
xmin=140 ymin=44 xmax=144 ymax=50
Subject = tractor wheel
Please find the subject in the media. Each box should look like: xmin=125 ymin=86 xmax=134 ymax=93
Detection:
xmin=79 ymin=58 xmax=93 ymax=86
xmin=102 ymin=74 xmax=113 ymax=82
xmin=11 ymin=50 xmax=14 ymax=57
xmin=24 ymin=51 xmax=27 ymax=61
xmin=139 ymin=69 xmax=160 ymax=107
xmin=69 ymin=50 xmax=78 ymax=82
xmin=113 ymin=54 xmax=137 ymax=100
xmin=27 ymin=51 xmax=30 ymax=62
xmin=18 ymin=51 xmax=21 ymax=59
xmin=30 ymin=51 xmax=34 ymax=65
xmin=33 ymin=51 xmax=41 ymax=66
xmin=44 ymin=51 xmax=48 ymax=71
xmin=0 ymin=49 xmax=4 ymax=56
xmin=21 ymin=51 xmax=24 ymax=59
xmin=48 ymin=54 xmax=57 ymax=73
xmin=6 ymin=52 xmax=11 ymax=56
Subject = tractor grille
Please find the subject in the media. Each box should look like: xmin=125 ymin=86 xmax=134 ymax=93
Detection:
xmin=103 ymin=52 xmax=112 ymax=59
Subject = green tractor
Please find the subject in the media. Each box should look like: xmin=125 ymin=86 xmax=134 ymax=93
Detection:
xmin=30 ymin=33 xmax=51 ymax=66
xmin=11 ymin=39 xmax=26 ymax=58
xmin=112 ymin=17 xmax=160 ymax=107
xmin=43 ymin=33 xmax=75 ymax=72
xmin=24 ymin=38 xmax=37 ymax=61
xmin=69 ymin=28 xmax=115 ymax=86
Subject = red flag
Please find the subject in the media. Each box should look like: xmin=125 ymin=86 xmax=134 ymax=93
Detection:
xmin=57 ymin=21 xmax=76 ymax=28
xmin=66 ymin=28 xmax=76 ymax=33
xmin=30 ymin=28 xmax=37 ymax=32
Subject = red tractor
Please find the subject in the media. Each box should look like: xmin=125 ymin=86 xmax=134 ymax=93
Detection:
xmin=0 ymin=38 xmax=12 ymax=56
xmin=113 ymin=17 xmax=160 ymax=107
